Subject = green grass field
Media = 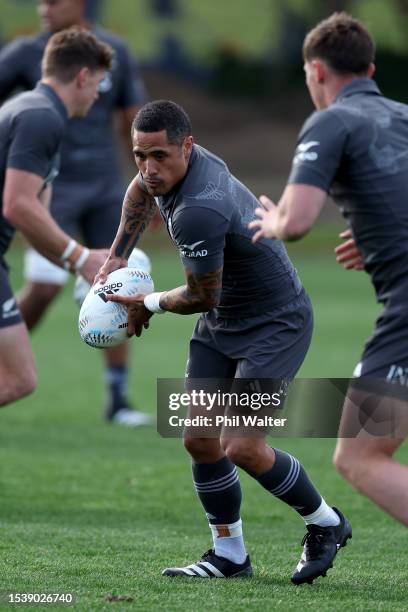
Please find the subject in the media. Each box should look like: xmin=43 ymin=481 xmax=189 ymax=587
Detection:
xmin=1 ymin=238 xmax=407 ymax=610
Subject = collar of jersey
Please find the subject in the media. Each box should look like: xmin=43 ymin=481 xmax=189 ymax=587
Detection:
xmin=35 ymin=81 xmax=69 ymax=123
xmin=334 ymin=78 xmax=381 ymax=102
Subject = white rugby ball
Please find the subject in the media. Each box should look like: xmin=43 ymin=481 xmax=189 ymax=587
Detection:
xmin=73 ymin=247 xmax=152 ymax=308
xmin=78 ymin=267 xmax=154 ymax=349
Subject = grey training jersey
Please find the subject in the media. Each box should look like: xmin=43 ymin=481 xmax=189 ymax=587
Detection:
xmin=0 ymin=27 xmax=146 ymax=179
xmin=0 ymin=82 xmax=67 ymax=255
xmin=145 ymin=144 xmax=302 ymax=318
xmin=288 ymin=78 xmax=408 ymax=304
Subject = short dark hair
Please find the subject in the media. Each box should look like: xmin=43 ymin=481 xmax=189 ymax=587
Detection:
xmin=132 ymin=100 xmax=192 ymax=145
xmin=42 ymin=26 xmax=113 ymax=83
xmin=303 ymin=12 xmax=375 ymax=75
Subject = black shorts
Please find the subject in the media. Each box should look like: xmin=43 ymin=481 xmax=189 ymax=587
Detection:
xmin=347 ymin=293 xmax=408 ymax=433
xmin=357 ymin=294 xmax=408 ymax=382
xmin=50 ymin=175 xmax=125 ymax=248
xmin=0 ymin=261 xmax=23 ymax=328
xmin=186 ymin=289 xmax=313 ymax=381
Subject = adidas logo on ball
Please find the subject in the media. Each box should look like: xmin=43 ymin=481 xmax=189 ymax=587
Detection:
xmin=94 ymin=282 xmax=123 ymax=303
xmin=78 ymin=267 xmax=154 ymax=349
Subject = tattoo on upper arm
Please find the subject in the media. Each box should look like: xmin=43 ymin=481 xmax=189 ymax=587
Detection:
xmin=160 ymin=267 xmax=223 ymax=314
xmin=114 ymin=190 xmax=156 ymax=259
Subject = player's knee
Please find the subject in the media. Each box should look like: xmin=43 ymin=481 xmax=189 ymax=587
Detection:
xmin=333 ymin=445 xmax=353 ymax=480
xmin=2 ymin=366 xmax=37 ymax=404
xmin=222 ymin=438 xmax=257 ymax=468
xmin=18 ymin=362 xmax=37 ymax=397
xmin=20 ymin=369 xmax=37 ymax=399
xmin=183 ymin=436 xmax=212 ymax=460
xmin=333 ymin=442 xmax=371 ymax=490
xmin=334 ymin=453 xmax=368 ymax=493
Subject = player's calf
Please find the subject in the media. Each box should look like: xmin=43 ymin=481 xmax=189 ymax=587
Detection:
xmin=0 ymin=363 xmax=37 ymax=406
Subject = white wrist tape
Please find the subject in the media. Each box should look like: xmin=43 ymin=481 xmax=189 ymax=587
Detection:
xmin=60 ymin=239 xmax=77 ymax=261
xmin=73 ymin=247 xmax=90 ymax=271
xmin=144 ymin=292 xmax=166 ymax=314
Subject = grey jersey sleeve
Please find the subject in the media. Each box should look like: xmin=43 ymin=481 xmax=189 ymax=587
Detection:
xmin=7 ymin=109 xmax=63 ymax=178
xmin=171 ymin=206 xmax=228 ymax=274
xmin=288 ymin=110 xmax=348 ymax=192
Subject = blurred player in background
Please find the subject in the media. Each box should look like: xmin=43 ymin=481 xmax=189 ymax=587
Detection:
xmin=250 ymin=13 xmax=408 ymax=527
xmin=0 ymin=0 xmax=150 ymax=426
xmin=97 ymin=100 xmax=352 ymax=584
xmin=0 ymin=28 xmax=111 ymax=406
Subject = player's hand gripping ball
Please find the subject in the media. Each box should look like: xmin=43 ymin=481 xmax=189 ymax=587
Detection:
xmin=78 ymin=267 xmax=154 ymax=348
xmin=73 ymin=247 xmax=151 ymax=308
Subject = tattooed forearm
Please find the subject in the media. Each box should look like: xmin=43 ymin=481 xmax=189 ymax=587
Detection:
xmin=113 ymin=188 xmax=156 ymax=259
xmin=160 ymin=268 xmax=223 ymax=314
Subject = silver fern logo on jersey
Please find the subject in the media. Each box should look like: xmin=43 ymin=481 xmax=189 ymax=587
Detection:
xmin=1 ymin=297 xmax=19 ymax=319
xmin=293 ymin=141 xmax=320 ymax=163
xmin=180 ymin=240 xmax=208 ymax=258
